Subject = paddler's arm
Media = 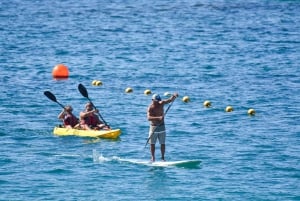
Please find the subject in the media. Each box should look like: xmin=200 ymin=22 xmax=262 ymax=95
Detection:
xmin=147 ymin=114 xmax=163 ymax=122
xmin=80 ymin=109 xmax=97 ymax=118
xmin=58 ymin=109 xmax=65 ymax=120
xmin=162 ymin=93 xmax=178 ymax=104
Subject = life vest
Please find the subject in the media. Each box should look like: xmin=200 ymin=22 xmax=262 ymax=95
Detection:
xmin=84 ymin=115 xmax=99 ymax=127
xmin=64 ymin=114 xmax=78 ymax=127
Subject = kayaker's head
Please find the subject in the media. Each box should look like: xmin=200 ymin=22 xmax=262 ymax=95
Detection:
xmin=152 ymin=94 xmax=161 ymax=102
xmin=65 ymin=105 xmax=73 ymax=113
xmin=85 ymin=102 xmax=93 ymax=111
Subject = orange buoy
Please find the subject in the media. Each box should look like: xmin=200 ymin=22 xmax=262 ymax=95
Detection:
xmin=52 ymin=64 xmax=69 ymax=79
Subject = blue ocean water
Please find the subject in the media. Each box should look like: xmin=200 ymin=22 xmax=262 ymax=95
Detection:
xmin=1 ymin=0 xmax=300 ymax=200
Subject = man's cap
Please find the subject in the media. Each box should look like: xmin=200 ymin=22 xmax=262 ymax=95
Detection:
xmin=152 ymin=94 xmax=161 ymax=101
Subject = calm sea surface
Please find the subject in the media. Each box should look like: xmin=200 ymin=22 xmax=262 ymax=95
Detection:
xmin=1 ymin=0 xmax=300 ymax=200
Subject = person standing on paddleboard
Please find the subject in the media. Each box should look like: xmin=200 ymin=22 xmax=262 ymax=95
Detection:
xmin=147 ymin=93 xmax=178 ymax=162
xmin=58 ymin=105 xmax=79 ymax=129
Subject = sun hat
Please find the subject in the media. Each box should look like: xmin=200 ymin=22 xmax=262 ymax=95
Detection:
xmin=152 ymin=94 xmax=161 ymax=101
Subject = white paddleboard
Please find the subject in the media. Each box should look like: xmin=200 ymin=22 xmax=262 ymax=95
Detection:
xmin=92 ymin=150 xmax=201 ymax=168
xmin=115 ymin=158 xmax=201 ymax=168
xmin=152 ymin=160 xmax=201 ymax=167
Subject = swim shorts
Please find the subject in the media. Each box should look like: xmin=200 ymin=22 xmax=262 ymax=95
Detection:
xmin=148 ymin=124 xmax=166 ymax=144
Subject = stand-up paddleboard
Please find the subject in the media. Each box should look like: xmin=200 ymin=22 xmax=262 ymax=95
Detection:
xmin=115 ymin=157 xmax=201 ymax=168
xmin=92 ymin=150 xmax=201 ymax=168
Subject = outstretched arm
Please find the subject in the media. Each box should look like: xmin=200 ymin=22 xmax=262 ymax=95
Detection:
xmin=162 ymin=93 xmax=179 ymax=104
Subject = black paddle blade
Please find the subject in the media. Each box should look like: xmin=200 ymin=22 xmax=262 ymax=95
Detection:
xmin=44 ymin=91 xmax=57 ymax=102
xmin=78 ymin=83 xmax=89 ymax=98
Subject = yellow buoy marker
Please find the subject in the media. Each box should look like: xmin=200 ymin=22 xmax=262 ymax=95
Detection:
xmin=182 ymin=96 xmax=190 ymax=103
xmin=144 ymin=89 xmax=151 ymax=95
xmin=125 ymin=87 xmax=133 ymax=93
xmin=203 ymin=100 xmax=211 ymax=108
xmin=95 ymin=80 xmax=102 ymax=86
xmin=248 ymin=108 xmax=256 ymax=116
xmin=92 ymin=80 xmax=102 ymax=86
xmin=92 ymin=80 xmax=98 ymax=85
xmin=225 ymin=106 xmax=233 ymax=112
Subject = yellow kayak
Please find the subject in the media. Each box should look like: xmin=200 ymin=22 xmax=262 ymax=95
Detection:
xmin=53 ymin=127 xmax=121 ymax=139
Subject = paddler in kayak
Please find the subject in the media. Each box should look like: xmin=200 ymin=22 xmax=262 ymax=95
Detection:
xmin=58 ymin=105 xmax=79 ymax=129
xmin=147 ymin=93 xmax=178 ymax=162
xmin=79 ymin=102 xmax=109 ymax=130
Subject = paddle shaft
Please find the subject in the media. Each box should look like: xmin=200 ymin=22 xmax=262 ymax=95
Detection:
xmin=144 ymin=98 xmax=175 ymax=148
xmin=78 ymin=84 xmax=109 ymax=126
xmin=86 ymin=97 xmax=108 ymax=126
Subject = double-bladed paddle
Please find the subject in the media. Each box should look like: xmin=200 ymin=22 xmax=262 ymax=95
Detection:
xmin=78 ymin=83 xmax=109 ymax=127
xmin=44 ymin=91 xmax=65 ymax=109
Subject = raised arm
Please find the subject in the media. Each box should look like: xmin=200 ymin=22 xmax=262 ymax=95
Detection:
xmin=162 ymin=93 xmax=178 ymax=104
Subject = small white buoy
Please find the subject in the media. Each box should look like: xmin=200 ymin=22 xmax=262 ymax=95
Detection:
xmin=95 ymin=80 xmax=102 ymax=86
xmin=182 ymin=96 xmax=190 ymax=103
xmin=164 ymin=92 xmax=172 ymax=97
xmin=125 ymin=87 xmax=133 ymax=93
xmin=225 ymin=106 xmax=233 ymax=112
xmin=144 ymin=89 xmax=151 ymax=95
xmin=92 ymin=80 xmax=98 ymax=85
xmin=203 ymin=100 xmax=211 ymax=108
xmin=248 ymin=108 xmax=256 ymax=116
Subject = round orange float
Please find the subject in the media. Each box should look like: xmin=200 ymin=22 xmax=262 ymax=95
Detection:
xmin=52 ymin=64 xmax=69 ymax=79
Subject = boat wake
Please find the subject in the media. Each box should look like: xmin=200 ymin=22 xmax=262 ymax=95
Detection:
xmin=92 ymin=149 xmax=146 ymax=164
xmin=92 ymin=149 xmax=112 ymax=163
